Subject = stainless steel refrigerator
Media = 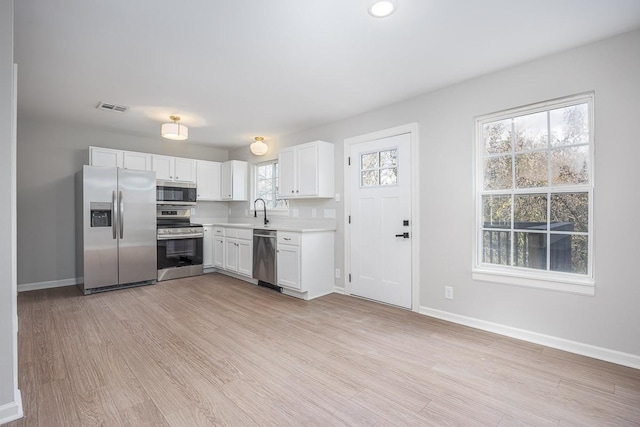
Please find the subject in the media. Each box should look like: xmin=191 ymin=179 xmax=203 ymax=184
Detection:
xmin=76 ymin=165 xmax=157 ymax=294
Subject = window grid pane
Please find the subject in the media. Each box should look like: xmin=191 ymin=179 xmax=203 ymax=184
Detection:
xmin=478 ymin=98 xmax=592 ymax=278
xmin=255 ymin=162 xmax=288 ymax=210
xmin=360 ymin=149 xmax=398 ymax=187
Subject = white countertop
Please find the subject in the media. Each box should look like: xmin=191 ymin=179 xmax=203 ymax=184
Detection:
xmin=199 ymin=222 xmax=336 ymax=233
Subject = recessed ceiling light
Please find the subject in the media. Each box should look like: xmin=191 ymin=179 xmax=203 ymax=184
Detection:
xmin=368 ymin=0 xmax=397 ymax=18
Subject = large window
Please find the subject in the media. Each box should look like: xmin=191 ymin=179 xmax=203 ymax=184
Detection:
xmin=474 ymin=93 xmax=594 ymax=294
xmin=254 ymin=160 xmax=288 ymax=210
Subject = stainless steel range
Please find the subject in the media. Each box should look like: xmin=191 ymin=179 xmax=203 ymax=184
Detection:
xmin=157 ymin=206 xmax=204 ymax=281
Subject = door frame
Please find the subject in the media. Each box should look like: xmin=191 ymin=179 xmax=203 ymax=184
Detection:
xmin=343 ymin=123 xmax=420 ymax=312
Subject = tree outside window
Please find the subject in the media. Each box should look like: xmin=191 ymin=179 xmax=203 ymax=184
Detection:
xmin=476 ymin=94 xmax=593 ymax=286
xmin=255 ymin=161 xmax=288 ymax=209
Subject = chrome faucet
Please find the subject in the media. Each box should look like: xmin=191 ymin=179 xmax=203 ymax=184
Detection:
xmin=254 ymin=198 xmax=269 ymax=226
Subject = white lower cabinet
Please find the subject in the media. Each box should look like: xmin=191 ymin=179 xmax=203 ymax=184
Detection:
xmin=276 ymin=231 xmax=334 ymax=300
xmin=221 ymin=228 xmax=252 ymax=277
xmin=203 ymin=226 xmax=214 ymax=268
xmin=213 ymin=236 xmax=224 ymax=269
xmin=276 ymin=243 xmax=301 ymax=290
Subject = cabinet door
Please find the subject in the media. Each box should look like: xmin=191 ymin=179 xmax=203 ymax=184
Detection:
xmin=224 ymin=239 xmax=238 ymax=272
xmin=123 ymin=151 xmax=151 ymax=171
xmin=196 ymin=161 xmax=221 ymax=201
xmin=174 ymin=158 xmax=196 ymax=182
xmin=203 ymin=226 xmax=213 ymax=268
xmin=277 ymin=244 xmax=301 ymax=289
xmin=152 ymin=155 xmax=174 ymax=180
xmin=237 ymin=240 xmax=253 ymax=277
xmin=90 ymin=147 xmax=122 ymax=168
xmin=214 ymin=237 xmax=225 ymax=268
xmin=220 ymin=161 xmax=233 ymax=200
xmin=278 ymin=148 xmax=296 ymax=198
xmin=297 ymin=143 xmax=318 ymax=196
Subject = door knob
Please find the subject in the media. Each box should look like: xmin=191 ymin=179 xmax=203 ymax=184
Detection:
xmin=395 ymin=232 xmax=410 ymax=238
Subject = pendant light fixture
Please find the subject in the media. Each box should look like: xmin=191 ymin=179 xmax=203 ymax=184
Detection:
xmin=161 ymin=115 xmax=189 ymax=140
xmin=250 ymin=136 xmax=268 ymax=156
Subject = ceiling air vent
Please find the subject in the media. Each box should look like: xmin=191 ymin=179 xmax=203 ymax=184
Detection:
xmin=96 ymin=101 xmax=129 ymax=113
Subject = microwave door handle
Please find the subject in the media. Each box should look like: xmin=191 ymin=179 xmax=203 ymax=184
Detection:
xmin=112 ymin=191 xmax=117 ymax=240
xmin=119 ymin=190 xmax=124 ymax=239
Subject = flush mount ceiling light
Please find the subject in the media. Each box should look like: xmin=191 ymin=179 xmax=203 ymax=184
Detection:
xmin=250 ymin=136 xmax=268 ymax=156
xmin=161 ymin=115 xmax=188 ymax=141
xmin=368 ymin=0 xmax=397 ymax=17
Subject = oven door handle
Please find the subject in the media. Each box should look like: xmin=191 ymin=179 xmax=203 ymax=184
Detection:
xmin=157 ymin=233 xmax=204 ymax=240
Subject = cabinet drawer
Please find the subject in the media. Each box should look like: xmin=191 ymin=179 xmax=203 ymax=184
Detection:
xmin=277 ymin=232 xmax=300 ymax=246
xmin=213 ymin=227 xmax=224 ymax=236
xmin=237 ymin=228 xmax=252 ymax=240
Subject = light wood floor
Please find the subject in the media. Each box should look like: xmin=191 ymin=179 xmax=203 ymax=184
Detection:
xmin=8 ymin=274 xmax=640 ymax=426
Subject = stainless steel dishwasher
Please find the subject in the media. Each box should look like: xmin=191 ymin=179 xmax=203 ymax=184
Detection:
xmin=253 ymin=229 xmax=279 ymax=289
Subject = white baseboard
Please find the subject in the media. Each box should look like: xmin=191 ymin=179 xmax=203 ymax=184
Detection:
xmin=0 ymin=390 xmax=23 ymax=424
xmin=420 ymin=306 xmax=640 ymax=370
xmin=17 ymin=277 xmax=79 ymax=292
xmin=333 ymin=286 xmax=346 ymax=295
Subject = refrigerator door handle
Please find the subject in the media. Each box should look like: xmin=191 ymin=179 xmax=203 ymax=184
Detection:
xmin=119 ymin=190 xmax=124 ymax=239
xmin=112 ymin=190 xmax=117 ymax=240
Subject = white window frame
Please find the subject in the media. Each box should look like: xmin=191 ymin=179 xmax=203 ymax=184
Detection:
xmin=251 ymin=159 xmax=289 ymax=215
xmin=473 ymin=93 xmax=595 ymax=296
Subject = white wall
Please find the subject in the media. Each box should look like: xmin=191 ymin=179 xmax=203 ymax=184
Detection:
xmin=16 ymin=117 xmax=229 ymax=286
xmin=230 ymin=30 xmax=640 ymax=359
xmin=0 ymin=0 xmax=22 ymax=422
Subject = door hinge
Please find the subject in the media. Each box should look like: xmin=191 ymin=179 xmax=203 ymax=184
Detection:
xmin=348 ymin=274 xmax=351 ymax=283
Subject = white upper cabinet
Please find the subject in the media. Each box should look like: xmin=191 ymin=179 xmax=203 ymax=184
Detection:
xmin=196 ymin=160 xmax=222 ymax=201
xmin=122 ymin=151 xmax=151 ymax=171
xmin=174 ymin=157 xmax=196 ymax=182
xmin=221 ymin=160 xmax=248 ymax=201
xmin=152 ymin=155 xmax=196 ymax=183
xmin=90 ymin=146 xmax=122 ymax=168
xmin=278 ymin=140 xmax=334 ymax=199
xmin=90 ymin=147 xmax=151 ymax=171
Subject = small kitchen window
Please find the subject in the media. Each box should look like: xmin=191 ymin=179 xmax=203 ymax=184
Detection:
xmin=254 ymin=160 xmax=288 ymax=210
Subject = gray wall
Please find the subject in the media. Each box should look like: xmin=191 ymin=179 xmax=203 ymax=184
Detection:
xmin=230 ymin=30 xmax=640 ymax=357
xmin=1 ymin=0 xmax=18 ymax=412
xmin=16 ymin=118 xmax=229 ymax=285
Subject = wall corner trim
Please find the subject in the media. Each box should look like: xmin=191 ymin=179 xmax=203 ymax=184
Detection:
xmin=0 ymin=390 xmax=23 ymax=424
xmin=419 ymin=306 xmax=640 ymax=370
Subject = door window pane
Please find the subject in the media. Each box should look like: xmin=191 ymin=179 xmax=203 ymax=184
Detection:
xmin=360 ymin=149 xmax=399 ymax=187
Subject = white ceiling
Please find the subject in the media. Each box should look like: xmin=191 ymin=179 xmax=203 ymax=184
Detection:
xmin=14 ymin=0 xmax=640 ymax=149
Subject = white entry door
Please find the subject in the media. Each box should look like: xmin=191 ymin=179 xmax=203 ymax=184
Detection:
xmin=349 ymin=133 xmax=412 ymax=308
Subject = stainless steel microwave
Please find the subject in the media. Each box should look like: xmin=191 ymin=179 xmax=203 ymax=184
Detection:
xmin=156 ymin=180 xmax=197 ymax=206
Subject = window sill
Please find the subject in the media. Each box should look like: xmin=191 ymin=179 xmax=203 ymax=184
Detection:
xmin=472 ymin=268 xmax=595 ymax=296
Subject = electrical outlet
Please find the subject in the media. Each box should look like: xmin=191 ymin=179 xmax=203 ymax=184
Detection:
xmin=335 ymin=268 xmax=341 ymax=279
xmin=444 ymin=286 xmax=454 ymax=300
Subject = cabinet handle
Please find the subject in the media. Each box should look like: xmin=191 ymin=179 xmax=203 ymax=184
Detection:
xmin=284 ymin=238 xmax=291 ymax=241
xmin=291 ymin=190 xmax=294 ymax=193
xmin=296 ymin=190 xmax=299 ymax=193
